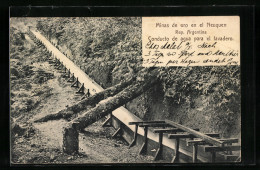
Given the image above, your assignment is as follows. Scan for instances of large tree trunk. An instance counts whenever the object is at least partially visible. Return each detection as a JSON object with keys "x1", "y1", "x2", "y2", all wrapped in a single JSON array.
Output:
[
  {"x1": 63, "y1": 76, "x2": 159, "y2": 154},
  {"x1": 34, "y1": 78, "x2": 134, "y2": 123}
]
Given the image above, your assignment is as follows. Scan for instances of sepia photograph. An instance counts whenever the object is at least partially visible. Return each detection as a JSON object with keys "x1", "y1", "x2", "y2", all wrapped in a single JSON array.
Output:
[{"x1": 10, "y1": 17, "x2": 241, "y2": 164}]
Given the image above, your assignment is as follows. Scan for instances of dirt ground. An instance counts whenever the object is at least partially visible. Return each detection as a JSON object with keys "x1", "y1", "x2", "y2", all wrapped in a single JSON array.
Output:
[{"x1": 11, "y1": 33, "x2": 156, "y2": 164}]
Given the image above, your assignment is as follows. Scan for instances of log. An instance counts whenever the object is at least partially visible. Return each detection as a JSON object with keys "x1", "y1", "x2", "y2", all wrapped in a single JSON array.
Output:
[
  {"x1": 34, "y1": 78, "x2": 134, "y2": 122},
  {"x1": 63, "y1": 77, "x2": 158, "y2": 154},
  {"x1": 71, "y1": 78, "x2": 158, "y2": 130}
]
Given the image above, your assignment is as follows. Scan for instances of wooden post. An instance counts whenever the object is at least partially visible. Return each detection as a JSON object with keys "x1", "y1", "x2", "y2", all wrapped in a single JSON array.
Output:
[
  {"x1": 139, "y1": 125, "x2": 148, "y2": 155},
  {"x1": 71, "y1": 77, "x2": 79, "y2": 88},
  {"x1": 129, "y1": 124, "x2": 138, "y2": 148},
  {"x1": 64, "y1": 67, "x2": 67, "y2": 73},
  {"x1": 154, "y1": 132, "x2": 163, "y2": 161},
  {"x1": 102, "y1": 112, "x2": 113, "y2": 127},
  {"x1": 76, "y1": 83, "x2": 85, "y2": 94},
  {"x1": 68, "y1": 69, "x2": 71, "y2": 78},
  {"x1": 211, "y1": 151, "x2": 216, "y2": 163},
  {"x1": 192, "y1": 144, "x2": 198, "y2": 163},
  {"x1": 86, "y1": 89, "x2": 90, "y2": 97},
  {"x1": 171, "y1": 138, "x2": 180, "y2": 163},
  {"x1": 67, "y1": 73, "x2": 75, "y2": 82}
]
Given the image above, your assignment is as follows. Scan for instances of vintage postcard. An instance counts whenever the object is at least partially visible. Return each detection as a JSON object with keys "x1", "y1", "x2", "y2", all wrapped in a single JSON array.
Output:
[{"x1": 10, "y1": 16, "x2": 241, "y2": 164}]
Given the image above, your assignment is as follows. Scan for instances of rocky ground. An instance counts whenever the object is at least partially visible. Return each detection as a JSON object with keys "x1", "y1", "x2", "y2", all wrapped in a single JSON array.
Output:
[{"x1": 10, "y1": 33, "x2": 156, "y2": 164}]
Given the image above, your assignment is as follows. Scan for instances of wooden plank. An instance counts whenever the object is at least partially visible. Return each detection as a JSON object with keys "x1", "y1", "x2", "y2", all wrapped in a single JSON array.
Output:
[
  {"x1": 112, "y1": 127, "x2": 121, "y2": 138},
  {"x1": 220, "y1": 138, "x2": 239, "y2": 143},
  {"x1": 139, "y1": 123, "x2": 170, "y2": 127},
  {"x1": 129, "y1": 121, "x2": 165, "y2": 125},
  {"x1": 153, "y1": 128, "x2": 178, "y2": 133},
  {"x1": 204, "y1": 145, "x2": 241, "y2": 152},
  {"x1": 102, "y1": 116, "x2": 111, "y2": 127},
  {"x1": 165, "y1": 119, "x2": 224, "y2": 147},
  {"x1": 187, "y1": 138, "x2": 238, "y2": 146},
  {"x1": 187, "y1": 139, "x2": 207, "y2": 146},
  {"x1": 169, "y1": 133, "x2": 220, "y2": 139},
  {"x1": 154, "y1": 128, "x2": 200, "y2": 134}
]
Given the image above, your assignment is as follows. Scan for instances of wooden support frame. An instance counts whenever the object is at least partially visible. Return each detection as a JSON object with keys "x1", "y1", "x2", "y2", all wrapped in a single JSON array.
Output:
[
  {"x1": 139, "y1": 123, "x2": 170, "y2": 128},
  {"x1": 129, "y1": 121, "x2": 165, "y2": 125},
  {"x1": 166, "y1": 119, "x2": 225, "y2": 147},
  {"x1": 71, "y1": 77, "x2": 79, "y2": 88},
  {"x1": 168, "y1": 133, "x2": 220, "y2": 139},
  {"x1": 169, "y1": 133, "x2": 218, "y2": 163},
  {"x1": 102, "y1": 113, "x2": 113, "y2": 127},
  {"x1": 54, "y1": 59, "x2": 60, "y2": 67},
  {"x1": 67, "y1": 73, "x2": 75, "y2": 82},
  {"x1": 57, "y1": 62, "x2": 63, "y2": 70},
  {"x1": 76, "y1": 83, "x2": 85, "y2": 94},
  {"x1": 112, "y1": 126, "x2": 122, "y2": 138},
  {"x1": 203, "y1": 145, "x2": 241, "y2": 152},
  {"x1": 204, "y1": 145, "x2": 241, "y2": 163}
]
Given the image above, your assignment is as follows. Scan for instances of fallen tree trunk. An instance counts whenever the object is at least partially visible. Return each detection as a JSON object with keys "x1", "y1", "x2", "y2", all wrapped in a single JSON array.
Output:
[
  {"x1": 34, "y1": 77, "x2": 134, "y2": 122},
  {"x1": 63, "y1": 75, "x2": 159, "y2": 154}
]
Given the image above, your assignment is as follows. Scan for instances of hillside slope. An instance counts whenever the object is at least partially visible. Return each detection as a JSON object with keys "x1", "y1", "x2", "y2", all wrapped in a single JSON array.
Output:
[{"x1": 30, "y1": 17, "x2": 241, "y2": 138}]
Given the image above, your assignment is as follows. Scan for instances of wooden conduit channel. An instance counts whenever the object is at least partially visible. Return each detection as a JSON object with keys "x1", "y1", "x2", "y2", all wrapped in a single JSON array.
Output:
[{"x1": 28, "y1": 29, "x2": 241, "y2": 163}]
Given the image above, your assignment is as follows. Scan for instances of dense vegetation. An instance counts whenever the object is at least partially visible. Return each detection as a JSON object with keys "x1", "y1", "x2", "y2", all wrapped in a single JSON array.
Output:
[{"x1": 34, "y1": 17, "x2": 240, "y2": 138}]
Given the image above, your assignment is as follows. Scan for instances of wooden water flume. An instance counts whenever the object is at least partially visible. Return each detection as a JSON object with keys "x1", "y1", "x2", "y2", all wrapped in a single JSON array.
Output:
[{"x1": 28, "y1": 28, "x2": 241, "y2": 163}]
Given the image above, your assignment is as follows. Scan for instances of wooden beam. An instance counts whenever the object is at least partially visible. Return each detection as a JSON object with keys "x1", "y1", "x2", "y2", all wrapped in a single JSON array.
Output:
[
  {"x1": 165, "y1": 120, "x2": 224, "y2": 147},
  {"x1": 187, "y1": 138, "x2": 238, "y2": 146},
  {"x1": 204, "y1": 145, "x2": 241, "y2": 152},
  {"x1": 168, "y1": 133, "x2": 220, "y2": 139},
  {"x1": 139, "y1": 123, "x2": 170, "y2": 127},
  {"x1": 129, "y1": 121, "x2": 165, "y2": 125},
  {"x1": 112, "y1": 127, "x2": 121, "y2": 138},
  {"x1": 153, "y1": 128, "x2": 178, "y2": 133},
  {"x1": 154, "y1": 128, "x2": 200, "y2": 134},
  {"x1": 102, "y1": 116, "x2": 111, "y2": 127}
]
